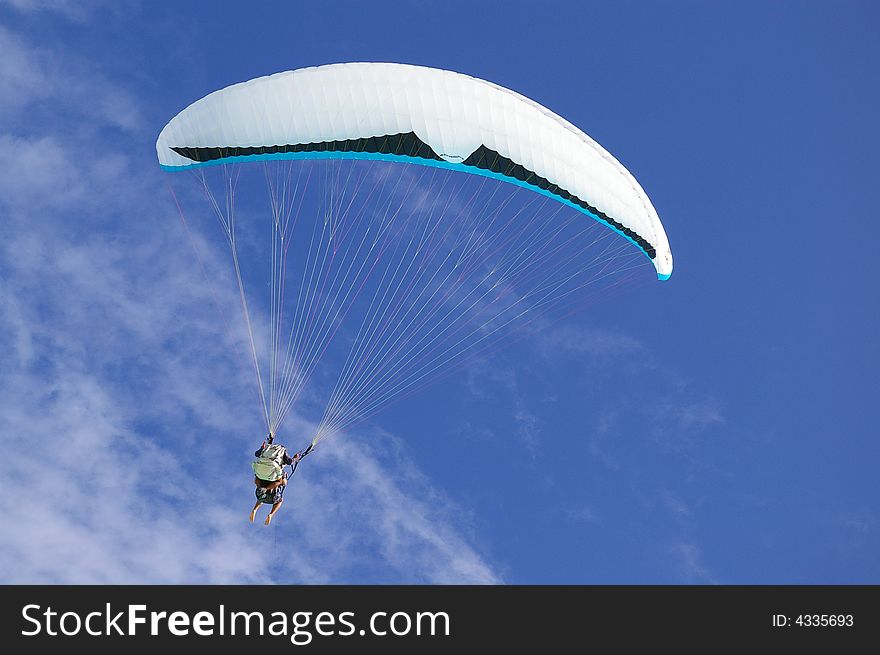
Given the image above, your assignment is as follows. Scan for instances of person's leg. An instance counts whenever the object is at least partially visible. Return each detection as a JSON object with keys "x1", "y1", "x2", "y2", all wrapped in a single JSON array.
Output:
[
  {"x1": 264, "y1": 500, "x2": 282, "y2": 526},
  {"x1": 249, "y1": 500, "x2": 262, "y2": 522}
]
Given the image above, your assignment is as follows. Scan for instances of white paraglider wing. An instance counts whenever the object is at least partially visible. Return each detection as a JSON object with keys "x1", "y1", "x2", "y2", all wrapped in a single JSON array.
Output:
[{"x1": 157, "y1": 63, "x2": 672, "y2": 278}]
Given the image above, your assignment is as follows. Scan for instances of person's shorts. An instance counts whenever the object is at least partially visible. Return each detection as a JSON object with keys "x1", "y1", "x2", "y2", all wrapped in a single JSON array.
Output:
[{"x1": 255, "y1": 482, "x2": 284, "y2": 505}]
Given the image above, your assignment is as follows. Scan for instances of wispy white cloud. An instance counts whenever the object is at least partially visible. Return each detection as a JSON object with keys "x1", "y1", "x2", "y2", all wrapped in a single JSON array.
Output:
[
  {"x1": 513, "y1": 405, "x2": 541, "y2": 455},
  {"x1": 564, "y1": 504, "x2": 598, "y2": 525},
  {"x1": 658, "y1": 488, "x2": 692, "y2": 519},
  {"x1": 1, "y1": 0, "x2": 118, "y2": 23},
  {"x1": 647, "y1": 395, "x2": 725, "y2": 455},
  {"x1": 0, "y1": 23, "x2": 143, "y2": 130},
  {"x1": 538, "y1": 323, "x2": 651, "y2": 364},
  {"x1": 0, "y1": 134, "x2": 89, "y2": 211},
  {"x1": 463, "y1": 364, "x2": 545, "y2": 453},
  {"x1": 655, "y1": 398, "x2": 724, "y2": 431},
  {"x1": 535, "y1": 324, "x2": 726, "y2": 451},
  {"x1": 0, "y1": 284, "x2": 34, "y2": 366},
  {"x1": 465, "y1": 362, "x2": 517, "y2": 400},
  {"x1": 588, "y1": 410, "x2": 622, "y2": 471},
  {"x1": 831, "y1": 509, "x2": 876, "y2": 565},
  {"x1": 668, "y1": 542, "x2": 717, "y2": 584},
  {"x1": 485, "y1": 323, "x2": 730, "y2": 580},
  {"x1": 294, "y1": 434, "x2": 501, "y2": 584},
  {"x1": 842, "y1": 512, "x2": 874, "y2": 536},
  {"x1": 0, "y1": 24, "x2": 50, "y2": 116}
]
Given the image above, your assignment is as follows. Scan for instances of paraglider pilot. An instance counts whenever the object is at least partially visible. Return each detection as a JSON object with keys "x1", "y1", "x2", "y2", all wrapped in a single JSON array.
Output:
[{"x1": 249, "y1": 433, "x2": 314, "y2": 526}]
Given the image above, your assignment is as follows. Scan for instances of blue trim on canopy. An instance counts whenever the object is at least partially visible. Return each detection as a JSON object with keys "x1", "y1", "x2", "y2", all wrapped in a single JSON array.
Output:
[{"x1": 161, "y1": 150, "x2": 667, "y2": 279}]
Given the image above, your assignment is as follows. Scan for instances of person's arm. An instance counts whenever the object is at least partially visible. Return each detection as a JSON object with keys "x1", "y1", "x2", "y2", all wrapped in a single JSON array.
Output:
[
  {"x1": 255, "y1": 440, "x2": 266, "y2": 458},
  {"x1": 286, "y1": 442, "x2": 314, "y2": 477}
]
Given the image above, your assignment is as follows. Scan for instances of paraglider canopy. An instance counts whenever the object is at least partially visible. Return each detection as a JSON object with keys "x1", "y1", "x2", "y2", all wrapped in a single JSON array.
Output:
[{"x1": 157, "y1": 63, "x2": 672, "y2": 279}]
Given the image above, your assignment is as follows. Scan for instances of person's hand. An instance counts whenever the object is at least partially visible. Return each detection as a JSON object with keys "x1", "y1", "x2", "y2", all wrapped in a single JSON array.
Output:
[{"x1": 261, "y1": 440, "x2": 266, "y2": 449}]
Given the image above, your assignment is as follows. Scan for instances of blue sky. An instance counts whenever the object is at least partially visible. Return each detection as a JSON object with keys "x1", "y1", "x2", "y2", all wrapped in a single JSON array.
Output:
[{"x1": 0, "y1": 1, "x2": 877, "y2": 584}]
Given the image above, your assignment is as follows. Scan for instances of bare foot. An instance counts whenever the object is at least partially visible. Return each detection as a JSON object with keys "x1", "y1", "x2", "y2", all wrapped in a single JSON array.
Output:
[
  {"x1": 249, "y1": 508, "x2": 257, "y2": 522},
  {"x1": 264, "y1": 513, "x2": 274, "y2": 526}
]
